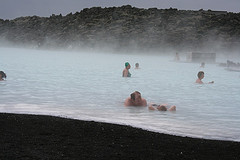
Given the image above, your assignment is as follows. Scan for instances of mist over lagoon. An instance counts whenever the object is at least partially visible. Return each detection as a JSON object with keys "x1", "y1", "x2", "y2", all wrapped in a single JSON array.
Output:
[{"x1": 1, "y1": 47, "x2": 240, "y2": 142}]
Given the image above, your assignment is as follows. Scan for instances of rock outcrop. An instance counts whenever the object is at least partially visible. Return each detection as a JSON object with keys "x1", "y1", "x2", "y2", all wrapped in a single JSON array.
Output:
[{"x1": 0, "y1": 5, "x2": 240, "y2": 52}]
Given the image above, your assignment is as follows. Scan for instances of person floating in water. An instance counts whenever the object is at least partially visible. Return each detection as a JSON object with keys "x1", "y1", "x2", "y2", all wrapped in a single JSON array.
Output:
[
  {"x1": 124, "y1": 91, "x2": 147, "y2": 106},
  {"x1": 195, "y1": 71, "x2": 214, "y2": 84},
  {"x1": 122, "y1": 62, "x2": 131, "y2": 77},
  {"x1": 0, "y1": 71, "x2": 6, "y2": 81},
  {"x1": 148, "y1": 103, "x2": 176, "y2": 111},
  {"x1": 135, "y1": 63, "x2": 140, "y2": 69}
]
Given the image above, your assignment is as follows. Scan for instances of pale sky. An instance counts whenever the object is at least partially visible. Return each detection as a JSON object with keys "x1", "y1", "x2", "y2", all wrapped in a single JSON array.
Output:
[{"x1": 1, "y1": 0, "x2": 240, "y2": 20}]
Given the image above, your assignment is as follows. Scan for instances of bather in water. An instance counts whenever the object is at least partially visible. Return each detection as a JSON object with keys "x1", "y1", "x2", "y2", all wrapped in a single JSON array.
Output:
[
  {"x1": 124, "y1": 91, "x2": 147, "y2": 106},
  {"x1": 148, "y1": 103, "x2": 176, "y2": 111},
  {"x1": 0, "y1": 71, "x2": 6, "y2": 81},
  {"x1": 195, "y1": 71, "x2": 214, "y2": 84},
  {"x1": 122, "y1": 62, "x2": 131, "y2": 77}
]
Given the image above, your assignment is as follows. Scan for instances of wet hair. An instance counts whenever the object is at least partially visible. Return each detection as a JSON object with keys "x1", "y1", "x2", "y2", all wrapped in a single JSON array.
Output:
[
  {"x1": 0, "y1": 71, "x2": 6, "y2": 79},
  {"x1": 197, "y1": 71, "x2": 204, "y2": 79},
  {"x1": 157, "y1": 105, "x2": 167, "y2": 111},
  {"x1": 130, "y1": 93, "x2": 135, "y2": 101},
  {"x1": 130, "y1": 91, "x2": 141, "y2": 101},
  {"x1": 135, "y1": 91, "x2": 141, "y2": 95}
]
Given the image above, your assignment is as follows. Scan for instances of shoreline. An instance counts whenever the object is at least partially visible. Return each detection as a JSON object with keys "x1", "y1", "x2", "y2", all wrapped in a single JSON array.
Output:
[
  {"x1": 2, "y1": 111, "x2": 239, "y2": 143},
  {"x1": 1, "y1": 113, "x2": 240, "y2": 159}
]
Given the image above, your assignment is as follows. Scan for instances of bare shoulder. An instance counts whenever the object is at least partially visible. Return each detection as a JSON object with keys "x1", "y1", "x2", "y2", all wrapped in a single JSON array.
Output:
[{"x1": 124, "y1": 97, "x2": 131, "y2": 106}]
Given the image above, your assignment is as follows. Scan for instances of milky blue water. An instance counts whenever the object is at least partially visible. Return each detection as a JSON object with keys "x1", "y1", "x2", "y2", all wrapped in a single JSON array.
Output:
[{"x1": 1, "y1": 47, "x2": 240, "y2": 142}]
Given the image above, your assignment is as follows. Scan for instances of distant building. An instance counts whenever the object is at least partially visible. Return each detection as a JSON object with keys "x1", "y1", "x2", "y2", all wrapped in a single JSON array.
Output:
[
  {"x1": 199, "y1": 9, "x2": 228, "y2": 15},
  {"x1": 208, "y1": 10, "x2": 228, "y2": 15},
  {"x1": 187, "y1": 52, "x2": 216, "y2": 63}
]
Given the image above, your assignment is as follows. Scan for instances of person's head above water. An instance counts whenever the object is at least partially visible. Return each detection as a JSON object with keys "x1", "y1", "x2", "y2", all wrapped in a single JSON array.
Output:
[
  {"x1": 157, "y1": 105, "x2": 167, "y2": 111},
  {"x1": 197, "y1": 71, "x2": 204, "y2": 79},
  {"x1": 125, "y1": 62, "x2": 130, "y2": 69},
  {"x1": 0, "y1": 71, "x2": 6, "y2": 80},
  {"x1": 135, "y1": 63, "x2": 139, "y2": 68},
  {"x1": 130, "y1": 91, "x2": 141, "y2": 102}
]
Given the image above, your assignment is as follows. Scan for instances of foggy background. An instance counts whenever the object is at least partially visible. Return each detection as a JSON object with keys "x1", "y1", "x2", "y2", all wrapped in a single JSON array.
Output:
[
  {"x1": 0, "y1": 0, "x2": 240, "y2": 58},
  {"x1": 1, "y1": 0, "x2": 240, "y2": 20}
]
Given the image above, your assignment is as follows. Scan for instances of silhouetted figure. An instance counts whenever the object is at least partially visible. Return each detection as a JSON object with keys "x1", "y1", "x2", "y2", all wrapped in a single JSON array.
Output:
[
  {"x1": 200, "y1": 62, "x2": 205, "y2": 68},
  {"x1": 135, "y1": 63, "x2": 140, "y2": 69},
  {"x1": 175, "y1": 52, "x2": 180, "y2": 61}
]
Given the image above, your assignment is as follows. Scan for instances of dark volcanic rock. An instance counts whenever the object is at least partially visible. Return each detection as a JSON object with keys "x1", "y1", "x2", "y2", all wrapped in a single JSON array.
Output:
[
  {"x1": 1, "y1": 113, "x2": 240, "y2": 159},
  {"x1": 0, "y1": 5, "x2": 240, "y2": 52}
]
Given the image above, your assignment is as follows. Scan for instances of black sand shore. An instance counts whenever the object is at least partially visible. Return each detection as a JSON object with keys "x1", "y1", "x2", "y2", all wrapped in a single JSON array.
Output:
[{"x1": 0, "y1": 113, "x2": 239, "y2": 160}]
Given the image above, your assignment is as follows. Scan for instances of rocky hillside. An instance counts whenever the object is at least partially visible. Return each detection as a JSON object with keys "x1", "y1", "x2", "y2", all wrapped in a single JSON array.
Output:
[{"x1": 0, "y1": 5, "x2": 240, "y2": 52}]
